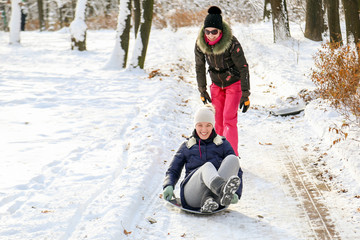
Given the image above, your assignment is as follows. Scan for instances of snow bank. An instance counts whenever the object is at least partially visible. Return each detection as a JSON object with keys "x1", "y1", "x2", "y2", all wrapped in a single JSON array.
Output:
[{"x1": 305, "y1": 99, "x2": 360, "y2": 193}]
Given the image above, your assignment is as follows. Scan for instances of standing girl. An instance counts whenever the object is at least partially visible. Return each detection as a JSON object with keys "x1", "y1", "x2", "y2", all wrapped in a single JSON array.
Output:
[{"x1": 195, "y1": 6, "x2": 250, "y2": 156}]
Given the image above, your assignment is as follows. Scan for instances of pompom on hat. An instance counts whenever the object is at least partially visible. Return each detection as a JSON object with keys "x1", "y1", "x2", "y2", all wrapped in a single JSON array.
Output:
[
  {"x1": 204, "y1": 6, "x2": 223, "y2": 30},
  {"x1": 194, "y1": 104, "x2": 215, "y2": 127}
]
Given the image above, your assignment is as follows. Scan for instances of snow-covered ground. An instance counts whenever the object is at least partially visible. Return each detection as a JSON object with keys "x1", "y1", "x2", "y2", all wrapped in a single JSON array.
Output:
[{"x1": 0, "y1": 21, "x2": 359, "y2": 239}]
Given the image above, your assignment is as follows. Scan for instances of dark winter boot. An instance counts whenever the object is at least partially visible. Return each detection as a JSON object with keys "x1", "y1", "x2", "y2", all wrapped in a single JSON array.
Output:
[
  {"x1": 210, "y1": 175, "x2": 241, "y2": 206},
  {"x1": 200, "y1": 189, "x2": 219, "y2": 213}
]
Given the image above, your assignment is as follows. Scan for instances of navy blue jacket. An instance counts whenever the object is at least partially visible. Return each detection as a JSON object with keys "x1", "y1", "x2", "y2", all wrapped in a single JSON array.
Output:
[{"x1": 163, "y1": 130, "x2": 243, "y2": 210}]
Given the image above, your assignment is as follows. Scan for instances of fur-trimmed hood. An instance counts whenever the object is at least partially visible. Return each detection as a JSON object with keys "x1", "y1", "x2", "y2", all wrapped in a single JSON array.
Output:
[
  {"x1": 186, "y1": 134, "x2": 225, "y2": 149},
  {"x1": 196, "y1": 21, "x2": 233, "y2": 55}
]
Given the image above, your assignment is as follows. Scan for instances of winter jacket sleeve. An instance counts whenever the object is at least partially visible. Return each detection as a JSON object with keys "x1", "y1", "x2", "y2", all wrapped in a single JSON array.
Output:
[
  {"x1": 194, "y1": 44, "x2": 207, "y2": 89},
  {"x1": 222, "y1": 139, "x2": 236, "y2": 157},
  {"x1": 230, "y1": 37, "x2": 250, "y2": 92},
  {"x1": 163, "y1": 142, "x2": 187, "y2": 189}
]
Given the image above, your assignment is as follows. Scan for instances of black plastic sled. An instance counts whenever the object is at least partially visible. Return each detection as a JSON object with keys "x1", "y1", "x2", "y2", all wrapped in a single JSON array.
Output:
[
  {"x1": 270, "y1": 105, "x2": 305, "y2": 117},
  {"x1": 165, "y1": 197, "x2": 228, "y2": 215}
]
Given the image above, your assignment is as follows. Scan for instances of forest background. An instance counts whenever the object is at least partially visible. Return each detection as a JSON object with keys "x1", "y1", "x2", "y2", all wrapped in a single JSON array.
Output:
[{"x1": 1, "y1": 0, "x2": 359, "y2": 121}]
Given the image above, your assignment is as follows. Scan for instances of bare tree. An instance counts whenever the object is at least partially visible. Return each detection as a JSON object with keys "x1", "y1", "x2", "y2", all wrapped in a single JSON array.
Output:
[
  {"x1": 130, "y1": 0, "x2": 154, "y2": 69},
  {"x1": 71, "y1": 0, "x2": 76, "y2": 19},
  {"x1": 106, "y1": 0, "x2": 132, "y2": 68},
  {"x1": 264, "y1": 0, "x2": 271, "y2": 21},
  {"x1": 37, "y1": 0, "x2": 45, "y2": 31},
  {"x1": 9, "y1": 0, "x2": 21, "y2": 44},
  {"x1": 105, "y1": 0, "x2": 112, "y2": 16},
  {"x1": 118, "y1": 0, "x2": 132, "y2": 67},
  {"x1": 70, "y1": 0, "x2": 87, "y2": 51},
  {"x1": 133, "y1": 0, "x2": 141, "y2": 37},
  {"x1": 341, "y1": 0, "x2": 360, "y2": 45},
  {"x1": 305, "y1": 0, "x2": 325, "y2": 41},
  {"x1": 270, "y1": 0, "x2": 291, "y2": 42},
  {"x1": 48, "y1": 0, "x2": 58, "y2": 31},
  {"x1": 325, "y1": 0, "x2": 343, "y2": 45}
]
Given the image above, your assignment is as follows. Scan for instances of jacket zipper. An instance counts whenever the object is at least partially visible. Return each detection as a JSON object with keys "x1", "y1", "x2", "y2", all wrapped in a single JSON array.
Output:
[
  {"x1": 210, "y1": 48, "x2": 224, "y2": 89},
  {"x1": 198, "y1": 139, "x2": 202, "y2": 160}
]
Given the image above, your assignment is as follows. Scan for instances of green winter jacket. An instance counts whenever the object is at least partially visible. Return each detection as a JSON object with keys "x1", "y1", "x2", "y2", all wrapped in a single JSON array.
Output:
[{"x1": 195, "y1": 21, "x2": 250, "y2": 93}]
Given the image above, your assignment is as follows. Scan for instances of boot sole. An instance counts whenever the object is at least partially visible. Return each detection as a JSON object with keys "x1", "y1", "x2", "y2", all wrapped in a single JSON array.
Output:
[
  {"x1": 220, "y1": 176, "x2": 241, "y2": 206},
  {"x1": 200, "y1": 198, "x2": 219, "y2": 213}
]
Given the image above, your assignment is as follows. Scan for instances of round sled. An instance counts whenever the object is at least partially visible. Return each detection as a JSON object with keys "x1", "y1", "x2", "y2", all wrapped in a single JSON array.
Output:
[
  {"x1": 165, "y1": 196, "x2": 228, "y2": 215},
  {"x1": 270, "y1": 105, "x2": 305, "y2": 117}
]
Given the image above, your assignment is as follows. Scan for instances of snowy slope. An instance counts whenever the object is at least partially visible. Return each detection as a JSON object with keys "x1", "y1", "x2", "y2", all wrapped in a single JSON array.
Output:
[{"x1": 0, "y1": 21, "x2": 359, "y2": 239}]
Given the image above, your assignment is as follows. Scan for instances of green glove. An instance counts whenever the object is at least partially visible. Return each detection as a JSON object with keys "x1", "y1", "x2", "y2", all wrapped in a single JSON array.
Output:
[
  {"x1": 231, "y1": 194, "x2": 239, "y2": 204},
  {"x1": 163, "y1": 186, "x2": 174, "y2": 201}
]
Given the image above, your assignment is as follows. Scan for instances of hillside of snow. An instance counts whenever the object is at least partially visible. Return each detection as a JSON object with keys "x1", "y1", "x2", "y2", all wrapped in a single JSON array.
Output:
[{"x1": 0, "y1": 21, "x2": 359, "y2": 239}]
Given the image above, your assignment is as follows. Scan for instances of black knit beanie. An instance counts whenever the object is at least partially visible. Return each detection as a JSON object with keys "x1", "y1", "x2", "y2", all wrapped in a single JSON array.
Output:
[{"x1": 203, "y1": 6, "x2": 223, "y2": 30}]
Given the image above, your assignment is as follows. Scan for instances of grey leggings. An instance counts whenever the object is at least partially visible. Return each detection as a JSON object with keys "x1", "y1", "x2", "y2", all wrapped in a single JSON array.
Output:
[{"x1": 184, "y1": 154, "x2": 240, "y2": 208}]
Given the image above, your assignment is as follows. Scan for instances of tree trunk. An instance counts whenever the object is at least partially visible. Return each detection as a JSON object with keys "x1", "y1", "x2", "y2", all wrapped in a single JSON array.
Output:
[
  {"x1": 71, "y1": 0, "x2": 76, "y2": 19},
  {"x1": 305, "y1": 0, "x2": 324, "y2": 41},
  {"x1": 270, "y1": 0, "x2": 291, "y2": 42},
  {"x1": 59, "y1": 7, "x2": 64, "y2": 28},
  {"x1": 105, "y1": 0, "x2": 112, "y2": 17},
  {"x1": 106, "y1": 0, "x2": 132, "y2": 68},
  {"x1": 9, "y1": 0, "x2": 21, "y2": 44},
  {"x1": 1, "y1": 6, "x2": 9, "y2": 31},
  {"x1": 118, "y1": 0, "x2": 132, "y2": 67},
  {"x1": 326, "y1": 0, "x2": 343, "y2": 45},
  {"x1": 48, "y1": 1, "x2": 57, "y2": 31},
  {"x1": 70, "y1": 0, "x2": 88, "y2": 51},
  {"x1": 37, "y1": 0, "x2": 45, "y2": 31},
  {"x1": 341, "y1": 0, "x2": 360, "y2": 45},
  {"x1": 133, "y1": 0, "x2": 141, "y2": 37},
  {"x1": 131, "y1": 0, "x2": 154, "y2": 69},
  {"x1": 264, "y1": 0, "x2": 271, "y2": 21}
]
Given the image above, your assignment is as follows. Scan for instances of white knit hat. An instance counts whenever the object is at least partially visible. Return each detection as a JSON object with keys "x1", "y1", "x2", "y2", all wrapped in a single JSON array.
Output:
[{"x1": 194, "y1": 104, "x2": 215, "y2": 127}]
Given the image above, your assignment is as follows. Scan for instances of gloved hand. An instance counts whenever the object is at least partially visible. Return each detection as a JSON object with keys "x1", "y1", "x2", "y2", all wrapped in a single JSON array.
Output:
[
  {"x1": 198, "y1": 87, "x2": 211, "y2": 104},
  {"x1": 231, "y1": 194, "x2": 239, "y2": 204},
  {"x1": 239, "y1": 90, "x2": 250, "y2": 113},
  {"x1": 163, "y1": 186, "x2": 174, "y2": 201}
]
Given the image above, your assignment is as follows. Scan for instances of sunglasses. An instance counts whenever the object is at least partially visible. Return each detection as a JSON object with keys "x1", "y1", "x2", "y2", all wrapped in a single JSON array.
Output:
[{"x1": 204, "y1": 29, "x2": 219, "y2": 35}]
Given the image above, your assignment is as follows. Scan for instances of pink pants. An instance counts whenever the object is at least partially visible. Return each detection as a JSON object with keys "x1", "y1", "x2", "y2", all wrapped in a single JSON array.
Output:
[{"x1": 210, "y1": 81, "x2": 242, "y2": 156}]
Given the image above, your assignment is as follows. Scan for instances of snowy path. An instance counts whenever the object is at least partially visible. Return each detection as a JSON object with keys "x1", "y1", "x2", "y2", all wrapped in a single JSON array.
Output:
[
  {"x1": 239, "y1": 112, "x2": 340, "y2": 239},
  {"x1": 1, "y1": 23, "x2": 359, "y2": 239}
]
